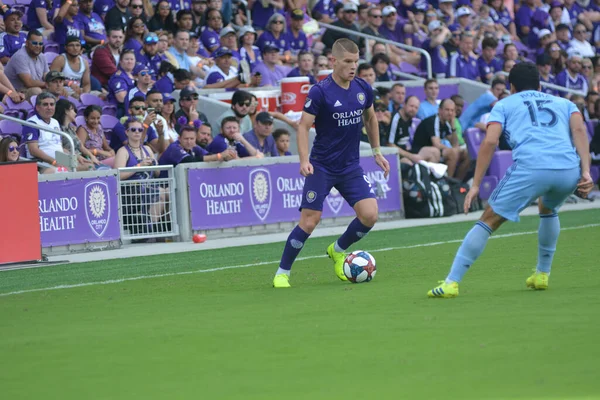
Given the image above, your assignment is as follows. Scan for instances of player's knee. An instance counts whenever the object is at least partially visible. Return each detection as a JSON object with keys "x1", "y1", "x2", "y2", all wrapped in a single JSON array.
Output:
[
  {"x1": 359, "y1": 211, "x2": 378, "y2": 227},
  {"x1": 538, "y1": 199, "x2": 554, "y2": 215},
  {"x1": 299, "y1": 213, "x2": 320, "y2": 233}
]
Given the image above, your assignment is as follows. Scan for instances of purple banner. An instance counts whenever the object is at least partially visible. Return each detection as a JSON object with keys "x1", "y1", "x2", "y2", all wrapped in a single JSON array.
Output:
[
  {"x1": 38, "y1": 176, "x2": 121, "y2": 247},
  {"x1": 188, "y1": 155, "x2": 401, "y2": 230}
]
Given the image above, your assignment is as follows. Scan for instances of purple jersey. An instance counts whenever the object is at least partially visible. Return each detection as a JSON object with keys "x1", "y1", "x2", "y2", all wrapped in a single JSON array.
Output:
[
  {"x1": 564, "y1": 3, "x2": 584, "y2": 26},
  {"x1": 421, "y1": 39, "x2": 449, "y2": 77},
  {"x1": 206, "y1": 134, "x2": 251, "y2": 157},
  {"x1": 27, "y1": 0, "x2": 54, "y2": 31},
  {"x1": 379, "y1": 21, "x2": 405, "y2": 44},
  {"x1": 243, "y1": 130, "x2": 278, "y2": 156},
  {"x1": 159, "y1": 140, "x2": 207, "y2": 166},
  {"x1": 477, "y1": 56, "x2": 502, "y2": 83},
  {"x1": 54, "y1": 17, "x2": 84, "y2": 50},
  {"x1": 123, "y1": 38, "x2": 143, "y2": 56},
  {"x1": 540, "y1": 74, "x2": 558, "y2": 95},
  {"x1": 107, "y1": 68, "x2": 135, "y2": 104},
  {"x1": 169, "y1": 0, "x2": 191, "y2": 12},
  {"x1": 240, "y1": 46, "x2": 262, "y2": 70},
  {"x1": 304, "y1": 75, "x2": 373, "y2": 174},
  {"x1": 448, "y1": 53, "x2": 479, "y2": 80},
  {"x1": 154, "y1": 75, "x2": 173, "y2": 93},
  {"x1": 555, "y1": 70, "x2": 589, "y2": 96},
  {"x1": 515, "y1": 5, "x2": 536, "y2": 34},
  {"x1": 136, "y1": 51, "x2": 165, "y2": 79},
  {"x1": 201, "y1": 27, "x2": 220, "y2": 53},
  {"x1": 75, "y1": 12, "x2": 107, "y2": 43},
  {"x1": 256, "y1": 31, "x2": 291, "y2": 54},
  {"x1": 312, "y1": 0, "x2": 337, "y2": 20},
  {"x1": 287, "y1": 29, "x2": 308, "y2": 56},
  {"x1": 0, "y1": 32, "x2": 27, "y2": 59},
  {"x1": 490, "y1": 7, "x2": 513, "y2": 29},
  {"x1": 251, "y1": 2, "x2": 280, "y2": 30},
  {"x1": 286, "y1": 67, "x2": 317, "y2": 84},
  {"x1": 93, "y1": 0, "x2": 114, "y2": 16},
  {"x1": 251, "y1": 61, "x2": 288, "y2": 86}
]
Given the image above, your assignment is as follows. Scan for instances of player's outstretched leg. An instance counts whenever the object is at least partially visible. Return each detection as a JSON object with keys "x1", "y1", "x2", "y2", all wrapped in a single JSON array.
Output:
[
  {"x1": 273, "y1": 209, "x2": 320, "y2": 288},
  {"x1": 428, "y1": 207, "x2": 506, "y2": 298},
  {"x1": 526, "y1": 201, "x2": 560, "y2": 290},
  {"x1": 328, "y1": 198, "x2": 378, "y2": 281}
]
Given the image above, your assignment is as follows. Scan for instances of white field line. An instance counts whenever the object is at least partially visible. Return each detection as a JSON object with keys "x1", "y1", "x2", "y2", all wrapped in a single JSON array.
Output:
[{"x1": 1, "y1": 223, "x2": 598, "y2": 298}]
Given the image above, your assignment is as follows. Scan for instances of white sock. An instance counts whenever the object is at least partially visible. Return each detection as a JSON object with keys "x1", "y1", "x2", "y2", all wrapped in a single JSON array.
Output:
[
  {"x1": 276, "y1": 267, "x2": 290, "y2": 276},
  {"x1": 334, "y1": 241, "x2": 344, "y2": 253}
]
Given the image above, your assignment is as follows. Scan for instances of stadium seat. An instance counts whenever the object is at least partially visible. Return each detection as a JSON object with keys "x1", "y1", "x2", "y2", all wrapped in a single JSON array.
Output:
[
  {"x1": 479, "y1": 175, "x2": 498, "y2": 200},
  {"x1": 45, "y1": 52, "x2": 59, "y2": 66},
  {"x1": 80, "y1": 93, "x2": 105, "y2": 107},
  {"x1": 488, "y1": 150, "x2": 513, "y2": 179},
  {"x1": 75, "y1": 116, "x2": 85, "y2": 127},
  {"x1": 591, "y1": 166, "x2": 600, "y2": 185},
  {"x1": 101, "y1": 115, "x2": 119, "y2": 137},
  {"x1": 464, "y1": 127, "x2": 484, "y2": 160},
  {"x1": 399, "y1": 62, "x2": 421, "y2": 75},
  {"x1": 5, "y1": 97, "x2": 32, "y2": 119},
  {"x1": 0, "y1": 120, "x2": 23, "y2": 140}
]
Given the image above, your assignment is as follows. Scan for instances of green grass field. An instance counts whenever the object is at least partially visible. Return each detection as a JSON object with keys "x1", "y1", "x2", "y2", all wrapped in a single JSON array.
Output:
[{"x1": 1, "y1": 209, "x2": 599, "y2": 400}]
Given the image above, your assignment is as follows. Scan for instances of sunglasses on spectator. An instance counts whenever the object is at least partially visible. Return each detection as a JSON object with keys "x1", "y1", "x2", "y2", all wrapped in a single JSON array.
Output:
[
  {"x1": 133, "y1": 23, "x2": 145, "y2": 27},
  {"x1": 272, "y1": 20, "x2": 284, "y2": 24},
  {"x1": 30, "y1": 41, "x2": 44, "y2": 46},
  {"x1": 582, "y1": 65, "x2": 592, "y2": 69},
  {"x1": 132, "y1": 106, "x2": 147, "y2": 110},
  {"x1": 159, "y1": 5, "x2": 170, "y2": 9},
  {"x1": 345, "y1": 10, "x2": 357, "y2": 13},
  {"x1": 237, "y1": 101, "x2": 251, "y2": 107},
  {"x1": 131, "y1": 4, "x2": 144, "y2": 9},
  {"x1": 575, "y1": 30, "x2": 586, "y2": 34},
  {"x1": 139, "y1": 71, "x2": 150, "y2": 76},
  {"x1": 128, "y1": 127, "x2": 144, "y2": 132},
  {"x1": 8, "y1": 146, "x2": 18, "y2": 152},
  {"x1": 182, "y1": 95, "x2": 199, "y2": 101},
  {"x1": 371, "y1": 14, "x2": 382, "y2": 18}
]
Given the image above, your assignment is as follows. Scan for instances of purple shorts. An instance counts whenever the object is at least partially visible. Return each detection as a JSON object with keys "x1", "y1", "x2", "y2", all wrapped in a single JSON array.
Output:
[{"x1": 300, "y1": 165, "x2": 376, "y2": 212}]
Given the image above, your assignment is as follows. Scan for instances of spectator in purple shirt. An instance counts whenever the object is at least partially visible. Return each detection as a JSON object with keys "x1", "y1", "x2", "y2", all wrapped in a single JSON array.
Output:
[
  {"x1": 249, "y1": 0, "x2": 283, "y2": 31},
  {"x1": 449, "y1": 6, "x2": 473, "y2": 33},
  {"x1": 489, "y1": 0, "x2": 516, "y2": 39},
  {"x1": 76, "y1": 0, "x2": 107, "y2": 49},
  {"x1": 0, "y1": 9, "x2": 27, "y2": 64},
  {"x1": 243, "y1": 111, "x2": 278, "y2": 157},
  {"x1": 311, "y1": 0, "x2": 338, "y2": 23},
  {"x1": 477, "y1": 36, "x2": 502, "y2": 83},
  {"x1": 563, "y1": 0, "x2": 586, "y2": 27},
  {"x1": 380, "y1": 6, "x2": 419, "y2": 66},
  {"x1": 515, "y1": 0, "x2": 537, "y2": 40},
  {"x1": 206, "y1": 116, "x2": 257, "y2": 158},
  {"x1": 107, "y1": 48, "x2": 136, "y2": 115},
  {"x1": 252, "y1": 44, "x2": 288, "y2": 87},
  {"x1": 257, "y1": 13, "x2": 292, "y2": 64},
  {"x1": 158, "y1": 126, "x2": 228, "y2": 172},
  {"x1": 421, "y1": 20, "x2": 450, "y2": 78},
  {"x1": 438, "y1": 0, "x2": 456, "y2": 26},
  {"x1": 555, "y1": 49, "x2": 589, "y2": 98},
  {"x1": 287, "y1": 9, "x2": 308, "y2": 57},
  {"x1": 239, "y1": 26, "x2": 262, "y2": 70},
  {"x1": 136, "y1": 32, "x2": 165, "y2": 80},
  {"x1": 201, "y1": 8, "x2": 222, "y2": 54},
  {"x1": 54, "y1": 0, "x2": 84, "y2": 53},
  {"x1": 537, "y1": 53, "x2": 558, "y2": 95},
  {"x1": 94, "y1": 0, "x2": 114, "y2": 18},
  {"x1": 555, "y1": 24, "x2": 572, "y2": 51},
  {"x1": 27, "y1": 0, "x2": 56, "y2": 35},
  {"x1": 219, "y1": 26, "x2": 241, "y2": 61},
  {"x1": 286, "y1": 50, "x2": 317, "y2": 84},
  {"x1": 123, "y1": 16, "x2": 146, "y2": 56},
  {"x1": 448, "y1": 32, "x2": 479, "y2": 80}
]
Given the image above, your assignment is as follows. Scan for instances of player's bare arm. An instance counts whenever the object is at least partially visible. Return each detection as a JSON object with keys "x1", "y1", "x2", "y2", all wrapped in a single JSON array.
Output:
[
  {"x1": 569, "y1": 112, "x2": 594, "y2": 197},
  {"x1": 363, "y1": 105, "x2": 390, "y2": 178},
  {"x1": 297, "y1": 111, "x2": 315, "y2": 177}
]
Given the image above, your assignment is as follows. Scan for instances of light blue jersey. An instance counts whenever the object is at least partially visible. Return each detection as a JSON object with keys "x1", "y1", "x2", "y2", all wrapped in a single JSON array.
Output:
[{"x1": 488, "y1": 91, "x2": 580, "y2": 170}]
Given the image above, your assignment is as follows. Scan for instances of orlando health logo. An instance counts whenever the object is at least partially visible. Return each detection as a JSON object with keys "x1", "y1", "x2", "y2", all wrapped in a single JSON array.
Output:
[
  {"x1": 249, "y1": 168, "x2": 272, "y2": 221},
  {"x1": 84, "y1": 180, "x2": 111, "y2": 238}
]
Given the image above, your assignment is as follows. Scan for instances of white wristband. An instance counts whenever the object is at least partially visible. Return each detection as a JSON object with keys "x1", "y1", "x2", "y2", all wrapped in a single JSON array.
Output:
[{"x1": 372, "y1": 147, "x2": 382, "y2": 156}]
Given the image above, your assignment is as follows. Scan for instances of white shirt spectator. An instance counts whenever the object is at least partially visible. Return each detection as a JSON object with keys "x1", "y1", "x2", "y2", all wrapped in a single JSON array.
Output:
[
  {"x1": 568, "y1": 38, "x2": 595, "y2": 58},
  {"x1": 24, "y1": 114, "x2": 63, "y2": 159}
]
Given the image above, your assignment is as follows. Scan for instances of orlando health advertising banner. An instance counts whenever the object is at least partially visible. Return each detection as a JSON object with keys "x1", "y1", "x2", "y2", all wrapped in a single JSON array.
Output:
[
  {"x1": 38, "y1": 176, "x2": 121, "y2": 247},
  {"x1": 188, "y1": 155, "x2": 401, "y2": 230}
]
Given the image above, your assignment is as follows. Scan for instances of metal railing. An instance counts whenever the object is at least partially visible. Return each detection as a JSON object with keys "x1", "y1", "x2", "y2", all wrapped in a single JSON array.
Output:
[
  {"x1": 317, "y1": 22, "x2": 433, "y2": 79},
  {"x1": 496, "y1": 71, "x2": 587, "y2": 96},
  {"x1": 117, "y1": 165, "x2": 179, "y2": 241},
  {"x1": 0, "y1": 113, "x2": 78, "y2": 171}
]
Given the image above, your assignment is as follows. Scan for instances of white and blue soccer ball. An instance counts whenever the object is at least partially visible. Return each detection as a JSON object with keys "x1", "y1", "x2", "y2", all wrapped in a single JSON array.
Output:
[{"x1": 343, "y1": 251, "x2": 377, "y2": 283}]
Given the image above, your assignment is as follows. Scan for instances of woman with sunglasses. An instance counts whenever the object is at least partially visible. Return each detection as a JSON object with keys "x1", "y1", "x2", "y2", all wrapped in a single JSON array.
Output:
[
  {"x1": 256, "y1": 13, "x2": 293, "y2": 64},
  {"x1": 77, "y1": 104, "x2": 115, "y2": 167},
  {"x1": 0, "y1": 137, "x2": 21, "y2": 163},
  {"x1": 545, "y1": 41, "x2": 564, "y2": 75},
  {"x1": 108, "y1": 49, "x2": 137, "y2": 118},
  {"x1": 148, "y1": 0, "x2": 176, "y2": 33},
  {"x1": 124, "y1": 17, "x2": 147, "y2": 55},
  {"x1": 239, "y1": 26, "x2": 262, "y2": 70},
  {"x1": 114, "y1": 118, "x2": 158, "y2": 178}
]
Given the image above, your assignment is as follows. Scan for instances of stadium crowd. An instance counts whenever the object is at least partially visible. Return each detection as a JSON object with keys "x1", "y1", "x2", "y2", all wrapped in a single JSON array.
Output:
[{"x1": 0, "y1": 0, "x2": 599, "y2": 177}]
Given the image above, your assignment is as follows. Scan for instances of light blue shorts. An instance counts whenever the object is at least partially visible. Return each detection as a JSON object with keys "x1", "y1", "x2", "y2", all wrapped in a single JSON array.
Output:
[{"x1": 489, "y1": 165, "x2": 580, "y2": 222}]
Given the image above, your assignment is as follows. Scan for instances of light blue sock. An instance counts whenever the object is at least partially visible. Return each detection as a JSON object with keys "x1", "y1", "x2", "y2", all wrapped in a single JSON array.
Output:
[
  {"x1": 537, "y1": 213, "x2": 560, "y2": 274},
  {"x1": 446, "y1": 221, "x2": 493, "y2": 283}
]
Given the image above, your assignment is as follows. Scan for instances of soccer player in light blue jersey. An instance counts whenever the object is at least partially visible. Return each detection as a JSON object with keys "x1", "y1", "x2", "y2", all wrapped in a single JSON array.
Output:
[
  {"x1": 428, "y1": 62, "x2": 594, "y2": 298},
  {"x1": 272, "y1": 38, "x2": 390, "y2": 288}
]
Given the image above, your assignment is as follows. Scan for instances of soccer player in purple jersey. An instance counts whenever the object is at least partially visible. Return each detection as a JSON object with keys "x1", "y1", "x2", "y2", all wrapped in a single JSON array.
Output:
[{"x1": 272, "y1": 38, "x2": 390, "y2": 288}]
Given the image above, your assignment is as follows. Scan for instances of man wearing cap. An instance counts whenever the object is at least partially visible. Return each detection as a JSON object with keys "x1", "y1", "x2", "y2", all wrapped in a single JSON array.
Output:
[
  {"x1": 214, "y1": 90, "x2": 253, "y2": 135},
  {"x1": 447, "y1": 32, "x2": 479, "y2": 80},
  {"x1": 322, "y1": 2, "x2": 362, "y2": 50},
  {"x1": 201, "y1": 8, "x2": 223, "y2": 54},
  {"x1": 249, "y1": 0, "x2": 284, "y2": 31},
  {"x1": 175, "y1": 86, "x2": 209, "y2": 131},
  {"x1": 124, "y1": 63, "x2": 153, "y2": 111},
  {"x1": 204, "y1": 47, "x2": 246, "y2": 89},
  {"x1": 243, "y1": 111, "x2": 279, "y2": 157},
  {"x1": 449, "y1": 6, "x2": 472, "y2": 33},
  {"x1": 537, "y1": 53, "x2": 557, "y2": 95},
  {"x1": 0, "y1": 8, "x2": 27, "y2": 64},
  {"x1": 378, "y1": 5, "x2": 418, "y2": 65},
  {"x1": 535, "y1": 28, "x2": 553, "y2": 56},
  {"x1": 555, "y1": 49, "x2": 589, "y2": 98},
  {"x1": 4, "y1": 30, "x2": 49, "y2": 95},
  {"x1": 91, "y1": 27, "x2": 124, "y2": 86},
  {"x1": 76, "y1": 0, "x2": 107, "y2": 48},
  {"x1": 421, "y1": 21, "x2": 450, "y2": 78},
  {"x1": 206, "y1": 116, "x2": 258, "y2": 158},
  {"x1": 311, "y1": 0, "x2": 338, "y2": 23},
  {"x1": 44, "y1": 71, "x2": 69, "y2": 99},
  {"x1": 287, "y1": 9, "x2": 308, "y2": 56},
  {"x1": 438, "y1": 0, "x2": 456, "y2": 26},
  {"x1": 363, "y1": 6, "x2": 399, "y2": 65},
  {"x1": 219, "y1": 26, "x2": 241, "y2": 61},
  {"x1": 137, "y1": 32, "x2": 166, "y2": 80},
  {"x1": 54, "y1": 0, "x2": 85, "y2": 53},
  {"x1": 478, "y1": 37, "x2": 502, "y2": 84},
  {"x1": 251, "y1": 44, "x2": 288, "y2": 87},
  {"x1": 49, "y1": 36, "x2": 92, "y2": 99}
]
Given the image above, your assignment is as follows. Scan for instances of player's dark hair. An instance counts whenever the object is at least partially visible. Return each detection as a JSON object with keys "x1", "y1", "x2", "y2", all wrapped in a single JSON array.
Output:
[
  {"x1": 555, "y1": 23, "x2": 570, "y2": 32},
  {"x1": 176, "y1": 9, "x2": 193, "y2": 21},
  {"x1": 357, "y1": 63, "x2": 374, "y2": 74},
  {"x1": 508, "y1": 61, "x2": 540, "y2": 93},
  {"x1": 221, "y1": 116, "x2": 239, "y2": 130},
  {"x1": 232, "y1": 90, "x2": 252, "y2": 106},
  {"x1": 481, "y1": 36, "x2": 498, "y2": 50},
  {"x1": 129, "y1": 96, "x2": 147, "y2": 107},
  {"x1": 159, "y1": 61, "x2": 176, "y2": 76},
  {"x1": 27, "y1": 30, "x2": 43, "y2": 41},
  {"x1": 424, "y1": 78, "x2": 437, "y2": 88},
  {"x1": 273, "y1": 129, "x2": 290, "y2": 140}
]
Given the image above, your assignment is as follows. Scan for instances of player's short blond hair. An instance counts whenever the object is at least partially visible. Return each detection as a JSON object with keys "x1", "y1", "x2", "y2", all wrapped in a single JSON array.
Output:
[{"x1": 332, "y1": 39, "x2": 359, "y2": 57}]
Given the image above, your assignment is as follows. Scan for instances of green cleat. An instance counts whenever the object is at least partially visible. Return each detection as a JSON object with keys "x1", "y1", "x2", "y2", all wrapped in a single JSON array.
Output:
[
  {"x1": 327, "y1": 242, "x2": 348, "y2": 281},
  {"x1": 273, "y1": 274, "x2": 291, "y2": 288},
  {"x1": 526, "y1": 271, "x2": 549, "y2": 290},
  {"x1": 427, "y1": 281, "x2": 459, "y2": 298}
]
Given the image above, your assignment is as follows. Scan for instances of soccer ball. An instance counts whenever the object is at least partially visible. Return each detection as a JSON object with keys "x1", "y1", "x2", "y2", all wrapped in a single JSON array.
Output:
[{"x1": 343, "y1": 251, "x2": 377, "y2": 283}]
